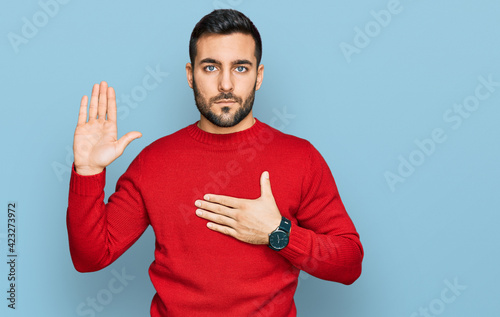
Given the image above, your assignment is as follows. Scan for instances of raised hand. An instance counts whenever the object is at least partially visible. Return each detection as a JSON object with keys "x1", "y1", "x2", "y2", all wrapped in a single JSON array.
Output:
[
  {"x1": 73, "y1": 81, "x2": 142, "y2": 175},
  {"x1": 194, "y1": 171, "x2": 283, "y2": 245}
]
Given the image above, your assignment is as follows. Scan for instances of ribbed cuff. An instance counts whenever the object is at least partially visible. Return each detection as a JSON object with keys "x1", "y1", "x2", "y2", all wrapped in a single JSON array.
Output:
[
  {"x1": 69, "y1": 163, "x2": 106, "y2": 196},
  {"x1": 278, "y1": 223, "x2": 310, "y2": 261}
]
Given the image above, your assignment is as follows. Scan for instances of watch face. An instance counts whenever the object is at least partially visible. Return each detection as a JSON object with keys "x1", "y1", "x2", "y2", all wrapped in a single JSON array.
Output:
[{"x1": 269, "y1": 231, "x2": 289, "y2": 250}]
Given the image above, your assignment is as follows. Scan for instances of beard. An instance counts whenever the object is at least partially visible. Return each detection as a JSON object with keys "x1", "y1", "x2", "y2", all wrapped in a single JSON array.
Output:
[{"x1": 192, "y1": 78, "x2": 256, "y2": 128}]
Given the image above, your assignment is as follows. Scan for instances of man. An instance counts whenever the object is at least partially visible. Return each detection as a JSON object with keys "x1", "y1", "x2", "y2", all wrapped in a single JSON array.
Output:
[{"x1": 67, "y1": 9, "x2": 363, "y2": 317}]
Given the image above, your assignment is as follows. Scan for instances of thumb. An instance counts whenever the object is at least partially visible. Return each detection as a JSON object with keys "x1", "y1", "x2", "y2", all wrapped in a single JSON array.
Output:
[
  {"x1": 260, "y1": 171, "x2": 273, "y2": 198},
  {"x1": 116, "y1": 131, "x2": 142, "y2": 154}
]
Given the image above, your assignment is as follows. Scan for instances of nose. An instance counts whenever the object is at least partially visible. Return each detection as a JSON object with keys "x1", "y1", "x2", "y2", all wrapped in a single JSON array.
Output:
[{"x1": 218, "y1": 68, "x2": 234, "y2": 92}]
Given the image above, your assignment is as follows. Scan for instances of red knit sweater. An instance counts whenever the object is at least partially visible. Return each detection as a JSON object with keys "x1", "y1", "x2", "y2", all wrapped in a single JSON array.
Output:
[{"x1": 67, "y1": 118, "x2": 363, "y2": 316}]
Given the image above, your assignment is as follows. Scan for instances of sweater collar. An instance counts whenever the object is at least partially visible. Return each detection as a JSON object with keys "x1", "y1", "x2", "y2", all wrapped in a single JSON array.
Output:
[{"x1": 187, "y1": 117, "x2": 266, "y2": 146}]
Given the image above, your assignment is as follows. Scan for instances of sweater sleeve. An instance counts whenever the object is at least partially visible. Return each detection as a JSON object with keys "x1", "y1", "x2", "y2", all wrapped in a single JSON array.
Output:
[
  {"x1": 66, "y1": 152, "x2": 150, "y2": 273},
  {"x1": 278, "y1": 142, "x2": 364, "y2": 285}
]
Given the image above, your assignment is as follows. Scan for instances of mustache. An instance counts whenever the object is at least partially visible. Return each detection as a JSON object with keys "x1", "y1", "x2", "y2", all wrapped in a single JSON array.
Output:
[{"x1": 210, "y1": 92, "x2": 242, "y2": 104}]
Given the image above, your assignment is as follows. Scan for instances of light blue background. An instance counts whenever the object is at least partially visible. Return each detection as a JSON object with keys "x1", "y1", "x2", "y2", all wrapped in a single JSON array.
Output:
[{"x1": 1, "y1": 0, "x2": 499, "y2": 316}]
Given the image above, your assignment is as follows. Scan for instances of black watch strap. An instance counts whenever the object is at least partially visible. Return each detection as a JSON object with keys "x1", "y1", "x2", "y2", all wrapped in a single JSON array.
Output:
[{"x1": 278, "y1": 217, "x2": 291, "y2": 233}]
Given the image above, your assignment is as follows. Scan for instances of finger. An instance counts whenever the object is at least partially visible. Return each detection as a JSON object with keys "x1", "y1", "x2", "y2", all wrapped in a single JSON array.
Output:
[
  {"x1": 107, "y1": 86, "x2": 117, "y2": 122},
  {"x1": 195, "y1": 200, "x2": 235, "y2": 218},
  {"x1": 97, "y1": 81, "x2": 108, "y2": 119},
  {"x1": 203, "y1": 193, "x2": 242, "y2": 209},
  {"x1": 206, "y1": 222, "x2": 238, "y2": 238},
  {"x1": 77, "y1": 95, "x2": 88, "y2": 126},
  {"x1": 260, "y1": 171, "x2": 273, "y2": 198},
  {"x1": 196, "y1": 208, "x2": 237, "y2": 228},
  {"x1": 116, "y1": 131, "x2": 142, "y2": 155},
  {"x1": 89, "y1": 83, "x2": 99, "y2": 120}
]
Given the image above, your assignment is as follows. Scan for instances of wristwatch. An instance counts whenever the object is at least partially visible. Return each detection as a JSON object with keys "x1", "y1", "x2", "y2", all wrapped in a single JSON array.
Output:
[{"x1": 268, "y1": 216, "x2": 291, "y2": 251}]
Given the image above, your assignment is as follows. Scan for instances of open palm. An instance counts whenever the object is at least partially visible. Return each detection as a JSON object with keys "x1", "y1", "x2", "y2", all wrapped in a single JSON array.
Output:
[{"x1": 73, "y1": 81, "x2": 142, "y2": 175}]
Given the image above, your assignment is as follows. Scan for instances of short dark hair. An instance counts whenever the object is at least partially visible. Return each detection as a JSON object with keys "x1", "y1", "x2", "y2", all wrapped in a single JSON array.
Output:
[{"x1": 189, "y1": 9, "x2": 262, "y2": 66}]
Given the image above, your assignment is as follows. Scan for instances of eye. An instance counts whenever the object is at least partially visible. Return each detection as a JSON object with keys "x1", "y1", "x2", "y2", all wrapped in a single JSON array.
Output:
[
  {"x1": 205, "y1": 65, "x2": 216, "y2": 72},
  {"x1": 235, "y1": 66, "x2": 247, "y2": 73}
]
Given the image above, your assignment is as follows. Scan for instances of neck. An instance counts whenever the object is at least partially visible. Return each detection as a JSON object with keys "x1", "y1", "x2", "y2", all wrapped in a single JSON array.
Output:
[{"x1": 197, "y1": 113, "x2": 255, "y2": 134}]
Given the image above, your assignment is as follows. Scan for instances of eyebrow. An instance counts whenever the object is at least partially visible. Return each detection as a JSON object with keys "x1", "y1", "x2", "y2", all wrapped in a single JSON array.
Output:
[{"x1": 199, "y1": 58, "x2": 253, "y2": 67}]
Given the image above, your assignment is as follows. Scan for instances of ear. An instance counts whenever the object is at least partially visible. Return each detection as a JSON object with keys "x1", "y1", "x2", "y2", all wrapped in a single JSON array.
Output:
[
  {"x1": 186, "y1": 62, "x2": 193, "y2": 89},
  {"x1": 255, "y1": 64, "x2": 264, "y2": 91}
]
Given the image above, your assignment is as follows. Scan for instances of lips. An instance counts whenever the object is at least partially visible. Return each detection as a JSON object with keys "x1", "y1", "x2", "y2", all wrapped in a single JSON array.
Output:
[{"x1": 215, "y1": 100, "x2": 236, "y2": 104}]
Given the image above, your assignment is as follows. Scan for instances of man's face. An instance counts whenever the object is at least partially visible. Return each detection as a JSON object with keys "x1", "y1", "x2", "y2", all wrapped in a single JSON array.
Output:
[{"x1": 187, "y1": 32, "x2": 264, "y2": 128}]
